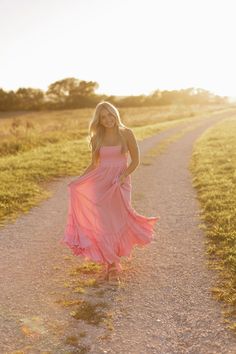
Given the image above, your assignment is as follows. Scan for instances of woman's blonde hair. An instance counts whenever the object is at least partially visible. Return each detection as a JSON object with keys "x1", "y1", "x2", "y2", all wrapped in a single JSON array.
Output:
[{"x1": 87, "y1": 101, "x2": 128, "y2": 166}]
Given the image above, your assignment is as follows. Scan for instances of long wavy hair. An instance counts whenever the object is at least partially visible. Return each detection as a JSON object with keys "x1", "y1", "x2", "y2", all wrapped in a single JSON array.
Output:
[{"x1": 87, "y1": 101, "x2": 128, "y2": 166}]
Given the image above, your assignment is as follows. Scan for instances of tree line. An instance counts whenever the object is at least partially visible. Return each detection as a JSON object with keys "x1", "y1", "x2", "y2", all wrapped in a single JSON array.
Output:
[{"x1": 0, "y1": 77, "x2": 228, "y2": 111}]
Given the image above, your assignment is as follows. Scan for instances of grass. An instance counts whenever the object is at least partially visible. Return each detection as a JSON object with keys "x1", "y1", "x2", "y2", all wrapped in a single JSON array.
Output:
[
  {"x1": 55, "y1": 299, "x2": 83, "y2": 307},
  {"x1": 190, "y1": 116, "x2": 236, "y2": 332},
  {"x1": 0, "y1": 104, "x2": 232, "y2": 227},
  {"x1": 0, "y1": 104, "x2": 227, "y2": 157},
  {"x1": 64, "y1": 335, "x2": 90, "y2": 354},
  {"x1": 74, "y1": 262, "x2": 102, "y2": 274},
  {"x1": 70, "y1": 300, "x2": 110, "y2": 325},
  {"x1": 55, "y1": 259, "x2": 114, "y2": 346},
  {"x1": 57, "y1": 261, "x2": 103, "y2": 293}
]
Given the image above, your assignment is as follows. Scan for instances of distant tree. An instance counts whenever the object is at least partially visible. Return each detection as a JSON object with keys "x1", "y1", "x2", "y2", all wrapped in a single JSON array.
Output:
[
  {"x1": 46, "y1": 77, "x2": 80, "y2": 101},
  {"x1": 46, "y1": 77, "x2": 99, "y2": 108},
  {"x1": 0, "y1": 88, "x2": 9, "y2": 110},
  {"x1": 15, "y1": 88, "x2": 44, "y2": 109},
  {"x1": 119, "y1": 95, "x2": 146, "y2": 107},
  {"x1": 69, "y1": 80, "x2": 98, "y2": 96},
  {"x1": 0, "y1": 79, "x2": 228, "y2": 112}
]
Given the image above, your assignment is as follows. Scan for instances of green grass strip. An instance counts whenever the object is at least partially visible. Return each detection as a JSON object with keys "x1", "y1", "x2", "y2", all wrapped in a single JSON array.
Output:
[{"x1": 190, "y1": 116, "x2": 236, "y2": 331}]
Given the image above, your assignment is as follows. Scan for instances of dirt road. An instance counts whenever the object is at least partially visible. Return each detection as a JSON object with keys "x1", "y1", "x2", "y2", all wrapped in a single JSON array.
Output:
[{"x1": 0, "y1": 110, "x2": 236, "y2": 353}]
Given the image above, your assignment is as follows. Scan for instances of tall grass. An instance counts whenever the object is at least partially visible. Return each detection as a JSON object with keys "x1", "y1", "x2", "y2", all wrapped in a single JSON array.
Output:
[{"x1": 0, "y1": 104, "x2": 227, "y2": 157}]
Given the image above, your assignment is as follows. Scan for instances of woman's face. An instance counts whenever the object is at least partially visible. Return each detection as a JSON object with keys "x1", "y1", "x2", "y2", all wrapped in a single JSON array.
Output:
[{"x1": 99, "y1": 108, "x2": 116, "y2": 128}]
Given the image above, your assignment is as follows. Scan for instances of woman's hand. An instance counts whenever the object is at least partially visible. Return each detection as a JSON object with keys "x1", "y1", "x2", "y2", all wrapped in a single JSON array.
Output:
[{"x1": 118, "y1": 173, "x2": 127, "y2": 185}]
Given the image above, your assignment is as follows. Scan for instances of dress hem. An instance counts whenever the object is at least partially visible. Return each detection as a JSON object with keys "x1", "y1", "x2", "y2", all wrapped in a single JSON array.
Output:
[{"x1": 59, "y1": 215, "x2": 160, "y2": 272}]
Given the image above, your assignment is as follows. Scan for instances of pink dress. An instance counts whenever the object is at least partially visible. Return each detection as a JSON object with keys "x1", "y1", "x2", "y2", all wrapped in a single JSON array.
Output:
[{"x1": 59, "y1": 144, "x2": 160, "y2": 272}]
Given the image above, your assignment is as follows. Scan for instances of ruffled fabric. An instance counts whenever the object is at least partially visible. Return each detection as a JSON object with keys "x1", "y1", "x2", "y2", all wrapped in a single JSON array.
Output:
[{"x1": 59, "y1": 146, "x2": 160, "y2": 272}]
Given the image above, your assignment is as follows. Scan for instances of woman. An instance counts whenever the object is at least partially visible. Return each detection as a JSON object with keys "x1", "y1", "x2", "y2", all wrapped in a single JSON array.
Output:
[{"x1": 60, "y1": 101, "x2": 160, "y2": 281}]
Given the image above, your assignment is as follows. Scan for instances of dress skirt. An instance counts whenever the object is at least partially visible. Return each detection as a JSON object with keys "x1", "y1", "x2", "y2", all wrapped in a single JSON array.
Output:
[{"x1": 59, "y1": 145, "x2": 160, "y2": 272}]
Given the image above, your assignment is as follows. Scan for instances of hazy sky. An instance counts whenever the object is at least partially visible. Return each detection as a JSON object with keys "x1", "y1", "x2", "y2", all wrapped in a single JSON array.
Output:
[{"x1": 0, "y1": 0, "x2": 235, "y2": 97}]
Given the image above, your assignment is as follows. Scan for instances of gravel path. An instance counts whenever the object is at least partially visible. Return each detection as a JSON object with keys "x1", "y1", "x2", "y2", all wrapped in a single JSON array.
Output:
[
  {"x1": 0, "y1": 110, "x2": 236, "y2": 353},
  {"x1": 96, "y1": 111, "x2": 236, "y2": 354}
]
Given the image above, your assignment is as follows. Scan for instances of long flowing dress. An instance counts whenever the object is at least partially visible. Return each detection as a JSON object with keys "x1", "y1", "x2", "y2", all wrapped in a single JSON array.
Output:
[{"x1": 59, "y1": 144, "x2": 160, "y2": 272}]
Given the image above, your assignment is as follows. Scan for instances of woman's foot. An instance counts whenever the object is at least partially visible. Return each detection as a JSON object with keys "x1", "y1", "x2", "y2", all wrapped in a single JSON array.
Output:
[
  {"x1": 103, "y1": 263, "x2": 111, "y2": 281},
  {"x1": 104, "y1": 262, "x2": 120, "y2": 282}
]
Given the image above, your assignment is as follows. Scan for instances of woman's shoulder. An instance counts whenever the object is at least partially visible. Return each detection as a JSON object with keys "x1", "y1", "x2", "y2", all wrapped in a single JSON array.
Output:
[
  {"x1": 120, "y1": 127, "x2": 136, "y2": 141},
  {"x1": 119, "y1": 127, "x2": 136, "y2": 149},
  {"x1": 119, "y1": 127, "x2": 133, "y2": 136}
]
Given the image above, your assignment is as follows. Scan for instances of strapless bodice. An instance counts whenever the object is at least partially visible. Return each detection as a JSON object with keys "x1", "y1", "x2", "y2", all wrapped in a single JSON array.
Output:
[{"x1": 99, "y1": 145, "x2": 128, "y2": 166}]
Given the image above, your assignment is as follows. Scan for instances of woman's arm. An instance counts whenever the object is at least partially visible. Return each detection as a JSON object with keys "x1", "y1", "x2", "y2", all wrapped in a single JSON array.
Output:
[
  {"x1": 121, "y1": 128, "x2": 140, "y2": 178},
  {"x1": 80, "y1": 137, "x2": 97, "y2": 177},
  {"x1": 80, "y1": 163, "x2": 96, "y2": 177}
]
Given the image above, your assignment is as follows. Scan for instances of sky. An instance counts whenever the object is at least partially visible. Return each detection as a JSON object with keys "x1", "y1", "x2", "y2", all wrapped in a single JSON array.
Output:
[{"x1": 0, "y1": 0, "x2": 236, "y2": 98}]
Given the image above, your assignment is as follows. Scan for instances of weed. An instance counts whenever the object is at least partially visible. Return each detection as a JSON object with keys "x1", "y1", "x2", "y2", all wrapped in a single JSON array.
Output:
[{"x1": 70, "y1": 300, "x2": 109, "y2": 325}]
